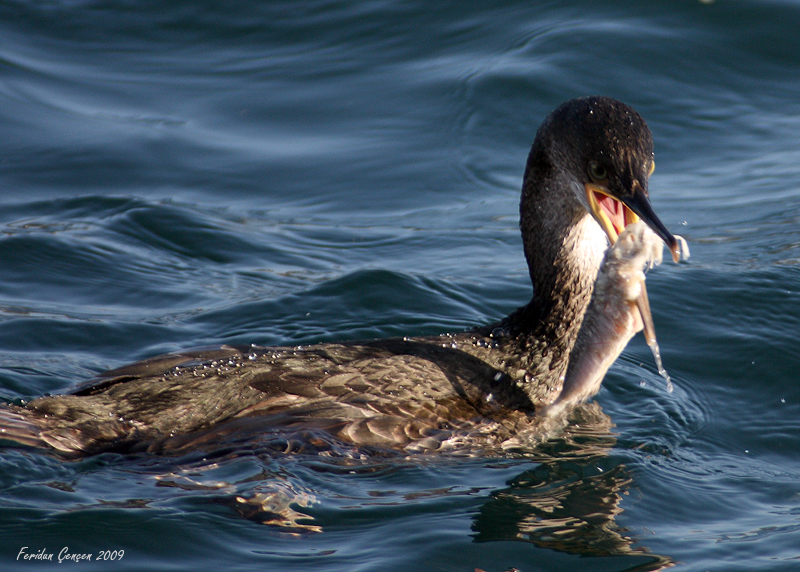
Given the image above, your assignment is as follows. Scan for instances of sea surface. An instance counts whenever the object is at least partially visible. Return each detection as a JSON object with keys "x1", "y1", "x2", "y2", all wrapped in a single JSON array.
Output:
[{"x1": 1, "y1": 1, "x2": 799, "y2": 570}]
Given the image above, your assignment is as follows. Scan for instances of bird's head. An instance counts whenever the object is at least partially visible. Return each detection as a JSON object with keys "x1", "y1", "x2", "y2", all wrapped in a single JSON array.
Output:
[{"x1": 542, "y1": 96, "x2": 681, "y2": 262}]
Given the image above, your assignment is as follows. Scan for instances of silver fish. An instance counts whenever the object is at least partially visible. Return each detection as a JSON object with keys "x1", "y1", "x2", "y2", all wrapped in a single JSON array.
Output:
[{"x1": 540, "y1": 222, "x2": 688, "y2": 417}]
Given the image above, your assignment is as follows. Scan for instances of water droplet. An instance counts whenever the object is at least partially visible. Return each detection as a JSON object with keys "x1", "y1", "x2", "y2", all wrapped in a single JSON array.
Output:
[{"x1": 647, "y1": 339, "x2": 674, "y2": 393}]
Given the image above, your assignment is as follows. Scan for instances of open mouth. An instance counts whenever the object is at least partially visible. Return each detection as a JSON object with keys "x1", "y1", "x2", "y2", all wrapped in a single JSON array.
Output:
[{"x1": 586, "y1": 185, "x2": 639, "y2": 244}]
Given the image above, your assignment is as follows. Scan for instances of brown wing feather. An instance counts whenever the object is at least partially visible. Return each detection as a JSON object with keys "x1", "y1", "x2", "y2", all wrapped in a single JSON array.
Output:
[{"x1": 1, "y1": 336, "x2": 536, "y2": 456}]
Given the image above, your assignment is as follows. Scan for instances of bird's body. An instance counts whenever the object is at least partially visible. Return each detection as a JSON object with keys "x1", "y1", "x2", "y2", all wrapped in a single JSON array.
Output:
[
  {"x1": 4, "y1": 335, "x2": 535, "y2": 455},
  {"x1": 0, "y1": 96, "x2": 683, "y2": 457}
]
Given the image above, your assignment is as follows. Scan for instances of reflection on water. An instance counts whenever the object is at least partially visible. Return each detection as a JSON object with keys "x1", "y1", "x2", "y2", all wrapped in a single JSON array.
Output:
[
  {"x1": 473, "y1": 403, "x2": 673, "y2": 571},
  {"x1": 78, "y1": 401, "x2": 671, "y2": 569}
]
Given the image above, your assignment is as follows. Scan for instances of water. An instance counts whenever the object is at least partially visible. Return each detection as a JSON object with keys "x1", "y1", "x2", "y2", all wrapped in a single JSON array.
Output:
[{"x1": 1, "y1": 0, "x2": 800, "y2": 570}]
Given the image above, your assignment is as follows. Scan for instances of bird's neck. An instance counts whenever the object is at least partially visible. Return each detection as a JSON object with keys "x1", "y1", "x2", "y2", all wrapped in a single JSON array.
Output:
[
  {"x1": 495, "y1": 168, "x2": 608, "y2": 404},
  {"x1": 527, "y1": 210, "x2": 608, "y2": 339}
]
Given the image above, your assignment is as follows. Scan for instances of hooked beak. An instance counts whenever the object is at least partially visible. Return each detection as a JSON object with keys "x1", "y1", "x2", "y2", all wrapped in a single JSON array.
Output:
[{"x1": 584, "y1": 181, "x2": 681, "y2": 263}]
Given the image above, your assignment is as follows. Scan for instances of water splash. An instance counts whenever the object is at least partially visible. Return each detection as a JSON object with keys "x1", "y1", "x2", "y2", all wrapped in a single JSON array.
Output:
[{"x1": 647, "y1": 338, "x2": 674, "y2": 393}]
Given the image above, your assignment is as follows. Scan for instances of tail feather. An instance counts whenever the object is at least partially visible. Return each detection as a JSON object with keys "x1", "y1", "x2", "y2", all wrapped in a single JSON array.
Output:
[{"x1": 0, "y1": 405, "x2": 48, "y2": 450}]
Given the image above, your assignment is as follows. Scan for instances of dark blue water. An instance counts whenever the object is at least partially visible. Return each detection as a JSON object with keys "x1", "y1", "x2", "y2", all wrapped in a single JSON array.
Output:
[{"x1": 2, "y1": 1, "x2": 800, "y2": 570}]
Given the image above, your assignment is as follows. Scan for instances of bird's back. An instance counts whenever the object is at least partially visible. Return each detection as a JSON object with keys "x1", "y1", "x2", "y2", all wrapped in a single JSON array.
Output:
[{"x1": 1, "y1": 335, "x2": 540, "y2": 456}]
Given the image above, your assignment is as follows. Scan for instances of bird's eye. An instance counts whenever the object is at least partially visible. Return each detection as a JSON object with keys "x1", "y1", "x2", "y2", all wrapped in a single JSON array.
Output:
[{"x1": 588, "y1": 162, "x2": 608, "y2": 181}]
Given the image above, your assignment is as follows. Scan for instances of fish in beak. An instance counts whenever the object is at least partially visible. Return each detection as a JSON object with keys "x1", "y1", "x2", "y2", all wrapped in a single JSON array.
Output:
[
  {"x1": 582, "y1": 168, "x2": 687, "y2": 363},
  {"x1": 539, "y1": 170, "x2": 690, "y2": 417},
  {"x1": 541, "y1": 222, "x2": 670, "y2": 417}
]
